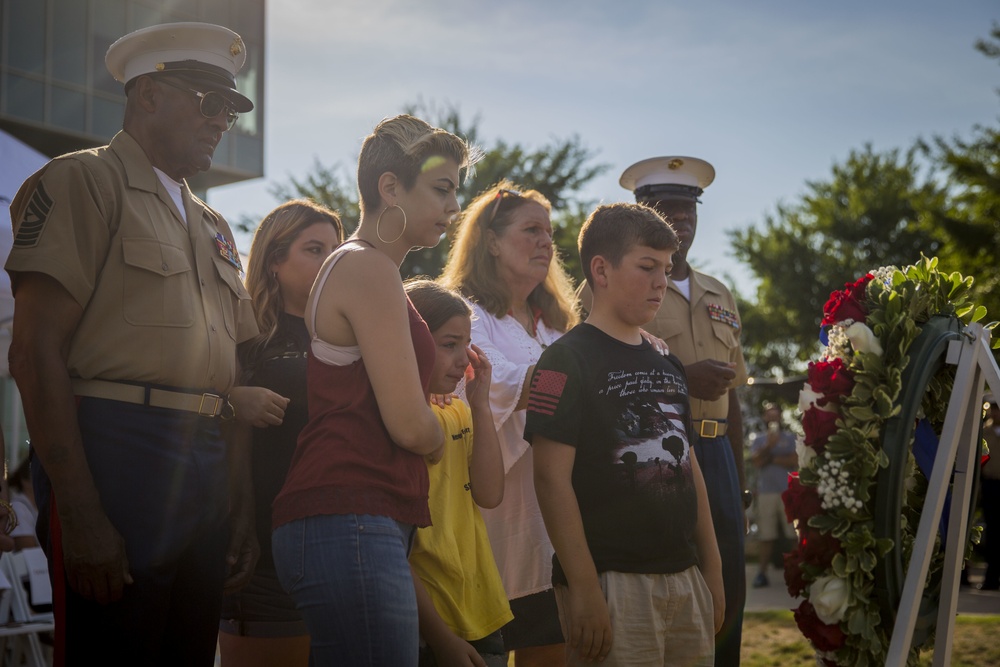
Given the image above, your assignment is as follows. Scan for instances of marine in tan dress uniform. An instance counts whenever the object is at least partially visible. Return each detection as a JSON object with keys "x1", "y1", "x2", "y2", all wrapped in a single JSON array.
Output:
[
  {"x1": 622, "y1": 156, "x2": 747, "y2": 667},
  {"x1": 5, "y1": 23, "x2": 257, "y2": 667}
]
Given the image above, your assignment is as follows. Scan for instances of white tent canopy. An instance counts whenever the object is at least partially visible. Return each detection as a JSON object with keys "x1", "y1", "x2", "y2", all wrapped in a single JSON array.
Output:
[{"x1": 0, "y1": 129, "x2": 48, "y2": 376}]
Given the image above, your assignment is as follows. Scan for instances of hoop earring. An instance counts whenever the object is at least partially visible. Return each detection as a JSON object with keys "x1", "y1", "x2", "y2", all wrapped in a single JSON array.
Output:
[{"x1": 376, "y1": 204, "x2": 407, "y2": 244}]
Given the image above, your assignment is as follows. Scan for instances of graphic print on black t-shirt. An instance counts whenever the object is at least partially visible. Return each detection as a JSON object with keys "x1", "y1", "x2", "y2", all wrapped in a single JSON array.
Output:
[
  {"x1": 525, "y1": 324, "x2": 701, "y2": 580},
  {"x1": 604, "y1": 368, "x2": 692, "y2": 501}
]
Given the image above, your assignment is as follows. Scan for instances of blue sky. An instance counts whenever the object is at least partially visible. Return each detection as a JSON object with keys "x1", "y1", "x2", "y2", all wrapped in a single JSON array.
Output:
[{"x1": 209, "y1": 0, "x2": 999, "y2": 292}]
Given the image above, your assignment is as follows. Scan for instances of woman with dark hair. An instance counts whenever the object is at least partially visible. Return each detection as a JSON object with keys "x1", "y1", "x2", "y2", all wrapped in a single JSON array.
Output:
[
  {"x1": 439, "y1": 181, "x2": 579, "y2": 666},
  {"x1": 219, "y1": 199, "x2": 343, "y2": 667},
  {"x1": 271, "y1": 115, "x2": 474, "y2": 666}
]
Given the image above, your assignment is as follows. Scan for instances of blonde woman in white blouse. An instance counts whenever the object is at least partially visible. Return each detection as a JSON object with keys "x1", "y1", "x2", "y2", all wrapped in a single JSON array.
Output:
[{"x1": 439, "y1": 181, "x2": 579, "y2": 667}]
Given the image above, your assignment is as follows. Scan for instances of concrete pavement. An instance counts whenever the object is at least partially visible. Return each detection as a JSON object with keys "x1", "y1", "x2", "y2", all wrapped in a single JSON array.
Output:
[{"x1": 744, "y1": 562, "x2": 1000, "y2": 615}]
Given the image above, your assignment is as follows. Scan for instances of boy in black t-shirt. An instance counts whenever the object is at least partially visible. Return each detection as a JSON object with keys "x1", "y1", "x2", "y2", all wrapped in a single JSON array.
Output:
[{"x1": 526, "y1": 203, "x2": 724, "y2": 666}]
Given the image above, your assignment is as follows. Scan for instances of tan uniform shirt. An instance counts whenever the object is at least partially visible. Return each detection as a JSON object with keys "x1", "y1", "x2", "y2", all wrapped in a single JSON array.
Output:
[
  {"x1": 646, "y1": 269, "x2": 747, "y2": 421},
  {"x1": 5, "y1": 131, "x2": 256, "y2": 394},
  {"x1": 577, "y1": 268, "x2": 747, "y2": 421}
]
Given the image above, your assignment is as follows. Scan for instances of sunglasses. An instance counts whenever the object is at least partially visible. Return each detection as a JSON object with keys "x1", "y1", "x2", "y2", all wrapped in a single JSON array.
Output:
[
  {"x1": 487, "y1": 189, "x2": 524, "y2": 226},
  {"x1": 158, "y1": 78, "x2": 239, "y2": 130}
]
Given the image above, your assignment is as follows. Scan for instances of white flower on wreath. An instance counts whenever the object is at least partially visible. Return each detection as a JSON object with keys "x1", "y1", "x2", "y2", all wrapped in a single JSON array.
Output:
[
  {"x1": 795, "y1": 434, "x2": 816, "y2": 470},
  {"x1": 798, "y1": 383, "x2": 838, "y2": 415},
  {"x1": 809, "y1": 574, "x2": 851, "y2": 625},
  {"x1": 815, "y1": 650, "x2": 839, "y2": 666},
  {"x1": 845, "y1": 321, "x2": 883, "y2": 356}
]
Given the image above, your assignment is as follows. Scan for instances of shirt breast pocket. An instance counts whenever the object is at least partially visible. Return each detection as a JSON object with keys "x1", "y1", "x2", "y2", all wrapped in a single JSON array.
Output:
[
  {"x1": 212, "y1": 254, "x2": 248, "y2": 341},
  {"x1": 710, "y1": 319, "x2": 740, "y2": 352},
  {"x1": 121, "y1": 238, "x2": 194, "y2": 327},
  {"x1": 652, "y1": 318, "x2": 685, "y2": 344}
]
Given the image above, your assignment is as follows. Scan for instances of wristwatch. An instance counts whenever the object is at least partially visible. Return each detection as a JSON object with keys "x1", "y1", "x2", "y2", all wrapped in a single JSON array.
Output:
[{"x1": 742, "y1": 489, "x2": 754, "y2": 509}]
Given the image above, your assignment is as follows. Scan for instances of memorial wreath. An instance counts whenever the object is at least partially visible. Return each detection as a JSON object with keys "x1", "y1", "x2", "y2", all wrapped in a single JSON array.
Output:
[{"x1": 782, "y1": 255, "x2": 989, "y2": 666}]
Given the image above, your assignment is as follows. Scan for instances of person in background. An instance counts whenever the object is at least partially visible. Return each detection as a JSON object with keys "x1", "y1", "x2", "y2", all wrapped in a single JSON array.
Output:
[
  {"x1": 529, "y1": 203, "x2": 723, "y2": 665},
  {"x1": 979, "y1": 396, "x2": 1000, "y2": 590},
  {"x1": 218, "y1": 200, "x2": 343, "y2": 666},
  {"x1": 405, "y1": 279, "x2": 512, "y2": 667},
  {"x1": 749, "y1": 402, "x2": 798, "y2": 588},
  {"x1": 5, "y1": 23, "x2": 257, "y2": 666},
  {"x1": 271, "y1": 115, "x2": 473, "y2": 666},
  {"x1": 439, "y1": 181, "x2": 579, "y2": 666}
]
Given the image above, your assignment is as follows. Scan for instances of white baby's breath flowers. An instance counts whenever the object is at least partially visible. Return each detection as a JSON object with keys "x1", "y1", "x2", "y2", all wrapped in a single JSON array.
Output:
[
  {"x1": 815, "y1": 458, "x2": 862, "y2": 512},
  {"x1": 823, "y1": 322, "x2": 854, "y2": 362},
  {"x1": 870, "y1": 265, "x2": 897, "y2": 289}
]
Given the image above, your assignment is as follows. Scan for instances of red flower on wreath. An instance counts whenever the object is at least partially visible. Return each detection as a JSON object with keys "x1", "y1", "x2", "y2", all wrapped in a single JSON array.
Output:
[
  {"x1": 821, "y1": 273, "x2": 873, "y2": 326},
  {"x1": 783, "y1": 548, "x2": 808, "y2": 597},
  {"x1": 794, "y1": 600, "x2": 846, "y2": 652},
  {"x1": 783, "y1": 473, "x2": 823, "y2": 524},
  {"x1": 807, "y1": 357, "x2": 854, "y2": 406},
  {"x1": 800, "y1": 528, "x2": 842, "y2": 568},
  {"x1": 802, "y1": 407, "x2": 840, "y2": 453}
]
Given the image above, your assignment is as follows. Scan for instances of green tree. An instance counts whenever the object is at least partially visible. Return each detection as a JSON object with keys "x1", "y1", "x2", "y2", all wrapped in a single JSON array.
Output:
[
  {"x1": 269, "y1": 158, "x2": 361, "y2": 232},
  {"x1": 733, "y1": 23, "x2": 1000, "y2": 382},
  {"x1": 921, "y1": 22, "x2": 1000, "y2": 325},
  {"x1": 261, "y1": 100, "x2": 609, "y2": 281},
  {"x1": 729, "y1": 145, "x2": 948, "y2": 376}
]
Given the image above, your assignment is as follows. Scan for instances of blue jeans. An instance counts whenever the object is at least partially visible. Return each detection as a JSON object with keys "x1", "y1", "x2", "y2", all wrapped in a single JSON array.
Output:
[{"x1": 272, "y1": 513, "x2": 418, "y2": 666}]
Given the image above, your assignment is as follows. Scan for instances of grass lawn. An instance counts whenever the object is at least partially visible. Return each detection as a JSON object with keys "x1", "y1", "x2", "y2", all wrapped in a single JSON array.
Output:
[{"x1": 741, "y1": 610, "x2": 1000, "y2": 666}]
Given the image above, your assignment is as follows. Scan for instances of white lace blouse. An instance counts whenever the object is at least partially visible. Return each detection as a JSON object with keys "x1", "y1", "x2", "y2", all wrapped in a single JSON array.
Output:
[{"x1": 468, "y1": 303, "x2": 565, "y2": 600}]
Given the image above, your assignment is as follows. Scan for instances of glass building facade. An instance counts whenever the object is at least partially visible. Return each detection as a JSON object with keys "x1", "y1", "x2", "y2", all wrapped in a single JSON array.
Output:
[{"x1": 0, "y1": 0, "x2": 266, "y2": 191}]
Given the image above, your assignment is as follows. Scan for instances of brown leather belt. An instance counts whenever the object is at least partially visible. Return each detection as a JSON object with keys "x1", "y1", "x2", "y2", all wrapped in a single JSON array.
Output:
[
  {"x1": 71, "y1": 378, "x2": 234, "y2": 419},
  {"x1": 693, "y1": 419, "x2": 728, "y2": 439}
]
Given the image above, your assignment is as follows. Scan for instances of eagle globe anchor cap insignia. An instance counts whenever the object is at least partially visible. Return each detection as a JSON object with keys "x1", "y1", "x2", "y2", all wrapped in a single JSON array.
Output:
[{"x1": 619, "y1": 156, "x2": 715, "y2": 202}]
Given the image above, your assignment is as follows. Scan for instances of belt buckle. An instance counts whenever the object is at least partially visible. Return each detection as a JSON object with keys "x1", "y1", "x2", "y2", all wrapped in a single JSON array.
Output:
[
  {"x1": 198, "y1": 393, "x2": 223, "y2": 417},
  {"x1": 699, "y1": 420, "x2": 719, "y2": 439}
]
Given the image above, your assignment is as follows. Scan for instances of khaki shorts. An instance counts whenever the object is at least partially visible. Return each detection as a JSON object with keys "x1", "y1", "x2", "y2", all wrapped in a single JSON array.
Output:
[
  {"x1": 554, "y1": 567, "x2": 714, "y2": 667},
  {"x1": 755, "y1": 492, "x2": 797, "y2": 541}
]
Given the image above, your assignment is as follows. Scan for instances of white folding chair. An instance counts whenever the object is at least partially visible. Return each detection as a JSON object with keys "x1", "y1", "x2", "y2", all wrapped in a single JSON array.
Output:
[{"x1": 0, "y1": 549, "x2": 53, "y2": 667}]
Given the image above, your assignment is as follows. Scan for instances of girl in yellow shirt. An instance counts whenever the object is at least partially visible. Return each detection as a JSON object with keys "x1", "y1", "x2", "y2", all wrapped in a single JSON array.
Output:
[{"x1": 406, "y1": 280, "x2": 512, "y2": 667}]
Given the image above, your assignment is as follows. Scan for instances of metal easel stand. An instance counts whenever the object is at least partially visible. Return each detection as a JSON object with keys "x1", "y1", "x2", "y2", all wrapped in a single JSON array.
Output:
[{"x1": 886, "y1": 323, "x2": 1000, "y2": 667}]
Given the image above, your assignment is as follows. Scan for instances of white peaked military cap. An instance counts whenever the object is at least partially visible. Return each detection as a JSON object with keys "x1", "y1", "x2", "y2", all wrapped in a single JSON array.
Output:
[
  {"x1": 619, "y1": 156, "x2": 715, "y2": 202},
  {"x1": 105, "y1": 22, "x2": 253, "y2": 112}
]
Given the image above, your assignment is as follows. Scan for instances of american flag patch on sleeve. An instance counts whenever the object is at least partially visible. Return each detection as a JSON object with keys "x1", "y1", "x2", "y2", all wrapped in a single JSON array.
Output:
[{"x1": 527, "y1": 369, "x2": 567, "y2": 416}]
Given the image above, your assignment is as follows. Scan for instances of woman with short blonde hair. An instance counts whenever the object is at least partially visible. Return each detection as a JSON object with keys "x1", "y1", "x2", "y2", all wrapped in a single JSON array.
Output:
[{"x1": 272, "y1": 115, "x2": 474, "y2": 666}]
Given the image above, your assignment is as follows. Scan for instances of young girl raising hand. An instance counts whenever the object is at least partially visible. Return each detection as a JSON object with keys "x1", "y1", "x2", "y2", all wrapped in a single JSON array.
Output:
[{"x1": 405, "y1": 279, "x2": 512, "y2": 667}]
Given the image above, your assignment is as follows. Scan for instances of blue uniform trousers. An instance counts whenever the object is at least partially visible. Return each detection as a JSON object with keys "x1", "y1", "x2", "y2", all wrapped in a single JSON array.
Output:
[
  {"x1": 692, "y1": 433, "x2": 746, "y2": 667},
  {"x1": 33, "y1": 396, "x2": 230, "y2": 667}
]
